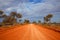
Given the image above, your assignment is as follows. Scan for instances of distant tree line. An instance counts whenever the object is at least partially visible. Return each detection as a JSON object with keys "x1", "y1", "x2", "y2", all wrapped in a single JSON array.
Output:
[{"x1": 0, "y1": 10, "x2": 54, "y2": 26}]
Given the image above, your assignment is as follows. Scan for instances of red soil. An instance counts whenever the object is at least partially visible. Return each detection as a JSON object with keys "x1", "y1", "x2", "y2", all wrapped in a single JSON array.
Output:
[{"x1": 0, "y1": 24, "x2": 60, "y2": 40}]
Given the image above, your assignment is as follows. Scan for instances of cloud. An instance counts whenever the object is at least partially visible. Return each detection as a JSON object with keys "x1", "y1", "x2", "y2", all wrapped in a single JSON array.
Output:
[
  {"x1": 0, "y1": 0, "x2": 60, "y2": 22},
  {"x1": 0, "y1": 0, "x2": 14, "y2": 6},
  {"x1": 42, "y1": 0, "x2": 60, "y2": 3},
  {"x1": 0, "y1": 0, "x2": 29, "y2": 10},
  {"x1": 0, "y1": 0, "x2": 15, "y2": 10}
]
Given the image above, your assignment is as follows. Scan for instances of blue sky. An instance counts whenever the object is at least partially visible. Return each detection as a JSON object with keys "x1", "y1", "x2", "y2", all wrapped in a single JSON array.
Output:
[{"x1": 0, "y1": 0, "x2": 60, "y2": 23}]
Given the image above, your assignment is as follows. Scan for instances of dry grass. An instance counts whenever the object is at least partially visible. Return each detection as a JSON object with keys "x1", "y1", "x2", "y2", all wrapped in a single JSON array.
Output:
[
  {"x1": 42, "y1": 24, "x2": 60, "y2": 32},
  {"x1": 0, "y1": 23, "x2": 60, "y2": 33}
]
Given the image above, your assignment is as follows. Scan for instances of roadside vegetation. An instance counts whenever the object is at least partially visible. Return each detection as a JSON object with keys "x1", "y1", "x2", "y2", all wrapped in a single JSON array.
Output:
[{"x1": 0, "y1": 10, "x2": 60, "y2": 32}]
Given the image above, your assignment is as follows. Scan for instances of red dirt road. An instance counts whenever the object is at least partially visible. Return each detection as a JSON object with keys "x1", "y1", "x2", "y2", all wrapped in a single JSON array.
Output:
[{"x1": 0, "y1": 24, "x2": 60, "y2": 40}]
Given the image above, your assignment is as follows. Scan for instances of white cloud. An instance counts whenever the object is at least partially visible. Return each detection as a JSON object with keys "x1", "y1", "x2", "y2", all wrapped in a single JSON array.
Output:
[
  {"x1": 4, "y1": 0, "x2": 60, "y2": 22},
  {"x1": 6, "y1": 1, "x2": 60, "y2": 16},
  {"x1": 0, "y1": 0, "x2": 14, "y2": 5}
]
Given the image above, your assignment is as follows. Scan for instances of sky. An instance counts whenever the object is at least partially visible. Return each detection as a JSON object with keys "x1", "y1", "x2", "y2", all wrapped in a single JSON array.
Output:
[{"x1": 0, "y1": 0, "x2": 60, "y2": 23}]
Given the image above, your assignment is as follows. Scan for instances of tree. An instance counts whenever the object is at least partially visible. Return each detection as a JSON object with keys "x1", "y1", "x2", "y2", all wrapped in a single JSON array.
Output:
[
  {"x1": 10, "y1": 12, "x2": 22, "y2": 24},
  {"x1": 3, "y1": 12, "x2": 22, "y2": 25},
  {"x1": 44, "y1": 14, "x2": 53, "y2": 23},
  {"x1": 44, "y1": 17, "x2": 46, "y2": 23},
  {"x1": 2, "y1": 14, "x2": 7, "y2": 18},
  {"x1": 46, "y1": 14, "x2": 53, "y2": 23},
  {"x1": 0, "y1": 10, "x2": 9, "y2": 26},
  {"x1": 24, "y1": 19, "x2": 30, "y2": 24},
  {"x1": 3, "y1": 16, "x2": 13, "y2": 25},
  {"x1": 44, "y1": 17, "x2": 49, "y2": 23},
  {"x1": 16, "y1": 13, "x2": 22, "y2": 18},
  {"x1": 10, "y1": 12, "x2": 17, "y2": 23},
  {"x1": 19, "y1": 20, "x2": 22, "y2": 22},
  {"x1": 32, "y1": 21, "x2": 37, "y2": 24},
  {"x1": 46, "y1": 14, "x2": 53, "y2": 18},
  {"x1": 0, "y1": 10, "x2": 7, "y2": 18},
  {"x1": 10, "y1": 12, "x2": 22, "y2": 22},
  {"x1": 10, "y1": 12, "x2": 17, "y2": 18},
  {"x1": 38, "y1": 20, "x2": 41, "y2": 24},
  {"x1": 0, "y1": 10, "x2": 4, "y2": 18},
  {"x1": 0, "y1": 10, "x2": 4, "y2": 15},
  {"x1": 16, "y1": 13, "x2": 22, "y2": 23}
]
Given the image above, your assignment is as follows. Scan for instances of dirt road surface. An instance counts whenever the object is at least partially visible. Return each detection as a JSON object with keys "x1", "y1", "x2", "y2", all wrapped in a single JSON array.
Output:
[{"x1": 0, "y1": 24, "x2": 60, "y2": 40}]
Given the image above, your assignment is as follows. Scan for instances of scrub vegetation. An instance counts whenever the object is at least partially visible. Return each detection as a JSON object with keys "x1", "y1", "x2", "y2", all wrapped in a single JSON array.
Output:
[{"x1": 0, "y1": 10, "x2": 60, "y2": 32}]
